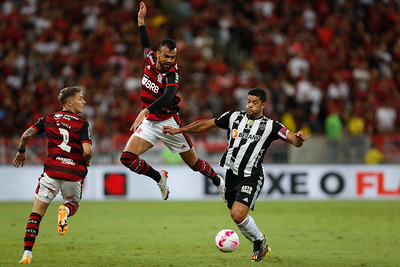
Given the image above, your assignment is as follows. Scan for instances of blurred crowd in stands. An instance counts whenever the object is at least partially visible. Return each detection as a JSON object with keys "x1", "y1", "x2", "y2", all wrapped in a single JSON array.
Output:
[{"x1": 1, "y1": 0, "x2": 399, "y2": 150}]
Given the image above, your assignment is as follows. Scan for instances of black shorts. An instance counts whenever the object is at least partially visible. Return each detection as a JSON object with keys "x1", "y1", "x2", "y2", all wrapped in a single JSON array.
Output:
[{"x1": 224, "y1": 168, "x2": 265, "y2": 211}]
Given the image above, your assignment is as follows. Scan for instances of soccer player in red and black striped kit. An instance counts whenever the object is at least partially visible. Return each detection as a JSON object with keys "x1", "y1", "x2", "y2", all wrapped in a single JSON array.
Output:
[
  {"x1": 13, "y1": 86, "x2": 92, "y2": 264},
  {"x1": 120, "y1": 1, "x2": 225, "y2": 201}
]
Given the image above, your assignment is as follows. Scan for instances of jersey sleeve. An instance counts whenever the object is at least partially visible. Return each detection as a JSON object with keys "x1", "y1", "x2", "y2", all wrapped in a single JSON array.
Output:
[
  {"x1": 139, "y1": 25, "x2": 151, "y2": 55},
  {"x1": 32, "y1": 116, "x2": 46, "y2": 134},
  {"x1": 214, "y1": 111, "x2": 234, "y2": 130},
  {"x1": 165, "y1": 71, "x2": 180, "y2": 88},
  {"x1": 79, "y1": 121, "x2": 92, "y2": 144}
]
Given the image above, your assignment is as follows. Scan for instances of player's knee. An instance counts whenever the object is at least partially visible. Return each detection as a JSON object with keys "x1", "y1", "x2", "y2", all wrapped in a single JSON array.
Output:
[
  {"x1": 230, "y1": 208, "x2": 246, "y2": 224},
  {"x1": 120, "y1": 151, "x2": 137, "y2": 167}
]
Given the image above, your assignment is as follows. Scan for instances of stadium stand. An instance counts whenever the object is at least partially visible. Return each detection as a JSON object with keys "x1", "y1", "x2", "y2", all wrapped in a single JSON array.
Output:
[{"x1": 1, "y1": 0, "x2": 399, "y2": 164}]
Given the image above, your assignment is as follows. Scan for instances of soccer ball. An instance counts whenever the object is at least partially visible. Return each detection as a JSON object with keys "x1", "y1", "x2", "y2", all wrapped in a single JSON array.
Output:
[{"x1": 215, "y1": 229, "x2": 239, "y2": 253}]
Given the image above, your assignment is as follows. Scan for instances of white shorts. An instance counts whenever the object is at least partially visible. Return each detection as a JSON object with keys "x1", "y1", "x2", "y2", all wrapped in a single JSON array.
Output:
[
  {"x1": 35, "y1": 172, "x2": 83, "y2": 204},
  {"x1": 133, "y1": 116, "x2": 193, "y2": 154}
]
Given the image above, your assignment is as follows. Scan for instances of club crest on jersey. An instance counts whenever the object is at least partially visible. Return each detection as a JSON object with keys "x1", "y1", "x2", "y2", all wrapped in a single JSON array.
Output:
[{"x1": 157, "y1": 73, "x2": 163, "y2": 83}]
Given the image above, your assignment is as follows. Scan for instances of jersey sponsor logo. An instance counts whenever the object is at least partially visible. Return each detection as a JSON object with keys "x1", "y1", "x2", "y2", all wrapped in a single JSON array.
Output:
[
  {"x1": 54, "y1": 113, "x2": 63, "y2": 119},
  {"x1": 142, "y1": 76, "x2": 160, "y2": 93},
  {"x1": 54, "y1": 113, "x2": 79, "y2": 121},
  {"x1": 232, "y1": 129, "x2": 261, "y2": 141},
  {"x1": 232, "y1": 129, "x2": 239, "y2": 138},
  {"x1": 241, "y1": 185, "x2": 253, "y2": 195},
  {"x1": 254, "y1": 149, "x2": 265, "y2": 166},
  {"x1": 56, "y1": 121, "x2": 71, "y2": 129},
  {"x1": 88, "y1": 127, "x2": 92, "y2": 140},
  {"x1": 56, "y1": 157, "x2": 76, "y2": 166}
]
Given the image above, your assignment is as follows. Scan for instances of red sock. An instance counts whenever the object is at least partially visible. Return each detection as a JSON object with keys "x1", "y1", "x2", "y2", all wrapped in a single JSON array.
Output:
[
  {"x1": 120, "y1": 151, "x2": 161, "y2": 182},
  {"x1": 23, "y1": 212, "x2": 42, "y2": 251},
  {"x1": 64, "y1": 202, "x2": 79, "y2": 217},
  {"x1": 191, "y1": 158, "x2": 217, "y2": 179}
]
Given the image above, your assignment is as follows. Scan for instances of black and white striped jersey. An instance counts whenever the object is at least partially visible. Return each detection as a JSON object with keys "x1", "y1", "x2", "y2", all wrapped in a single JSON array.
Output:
[{"x1": 214, "y1": 110, "x2": 288, "y2": 177}]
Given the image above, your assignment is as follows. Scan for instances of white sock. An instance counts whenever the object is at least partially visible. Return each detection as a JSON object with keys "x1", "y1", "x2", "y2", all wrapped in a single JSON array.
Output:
[
  {"x1": 23, "y1": 250, "x2": 32, "y2": 258},
  {"x1": 236, "y1": 215, "x2": 264, "y2": 243}
]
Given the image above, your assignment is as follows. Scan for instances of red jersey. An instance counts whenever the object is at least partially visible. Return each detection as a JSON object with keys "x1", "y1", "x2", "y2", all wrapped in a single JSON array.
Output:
[
  {"x1": 141, "y1": 49, "x2": 181, "y2": 120},
  {"x1": 32, "y1": 111, "x2": 92, "y2": 182}
]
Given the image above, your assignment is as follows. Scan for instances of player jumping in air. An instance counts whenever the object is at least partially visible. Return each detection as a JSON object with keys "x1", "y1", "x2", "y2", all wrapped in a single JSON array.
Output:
[{"x1": 120, "y1": 1, "x2": 225, "y2": 201}]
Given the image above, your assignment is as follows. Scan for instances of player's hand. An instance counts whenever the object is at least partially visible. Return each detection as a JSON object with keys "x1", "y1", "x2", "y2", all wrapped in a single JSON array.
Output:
[
  {"x1": 138, "y1": 1, "x2": 147, "y2": 21},
  {"x1": 130, "y1": 117, "x2": 143, "y2": 132},
  {"x1": 162, "y1": 126, "x2": 178, "y2": 135},
  {"x1": 130, "y1": 108, "x2": 149, "y2": 132},
  {"x1": 295, "y1": 131, "x2": 308, "y2": 142},
  {"x1": 12, "y1": 152, "x2": 27, "y2": 168}
]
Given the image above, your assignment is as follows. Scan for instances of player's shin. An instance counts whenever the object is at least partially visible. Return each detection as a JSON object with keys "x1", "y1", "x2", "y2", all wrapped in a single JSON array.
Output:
[
  {"x1": 191, "y1": 158, "x2": 220, "y2": 185},
  {"x1": 236, "y1": 215, "x2": 264, "y2": 243},
  {"x1": 120, "y1": 151, "x2": 161, "y2": 182},
  {"x1": 23, "y1": 212, "x2": 42, "y2": 252}
]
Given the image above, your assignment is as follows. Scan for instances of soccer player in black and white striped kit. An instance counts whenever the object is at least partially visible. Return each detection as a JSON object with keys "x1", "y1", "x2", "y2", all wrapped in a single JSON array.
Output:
[{"x1": 163, "y1": 88, "x2": 307, "y2": 262}]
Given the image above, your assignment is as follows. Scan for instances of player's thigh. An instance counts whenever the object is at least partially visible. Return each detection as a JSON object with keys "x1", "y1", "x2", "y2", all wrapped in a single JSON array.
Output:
[
  {"x1": 123, "y1": 119, "x2": 159, "y2": 154},
  {"x1": 35, "y1": 173, "x2": 61, "y2": 204},
  {"x1": 60, "y1": 180, "x2": 84, "y2": 203},
  {"x1": 124, "y1": 135, "x2": 154, "y2": 155}
]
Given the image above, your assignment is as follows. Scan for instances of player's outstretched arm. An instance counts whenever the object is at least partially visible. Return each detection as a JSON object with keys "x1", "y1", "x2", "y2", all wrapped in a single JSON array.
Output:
[
  {"x1": 163, "y1": 119, "x2": 216, "y2": 135},
  {"x1": 12, "y1": 127, "x2": 38, "y2": 168},
  {"x1": 286, "y1": 130, "x2": 308, "y2": 147}
]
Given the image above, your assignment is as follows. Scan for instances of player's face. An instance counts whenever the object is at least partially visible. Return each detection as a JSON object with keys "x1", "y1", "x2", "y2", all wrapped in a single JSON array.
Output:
[
  {"x1": 156, "y1": 46, "x2": 177, "y2": 71},
  {"x1": 246, "y1": 95, "x2": 266, "y2": 119},
  {"x1": 69, "y1": 93, "x2": 86, "y2": 114}
]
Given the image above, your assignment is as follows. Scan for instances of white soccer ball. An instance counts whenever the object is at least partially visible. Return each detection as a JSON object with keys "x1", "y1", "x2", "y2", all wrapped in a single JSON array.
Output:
[{"x1": 215, "y1": 229, "x2": 239, "y2": 253}]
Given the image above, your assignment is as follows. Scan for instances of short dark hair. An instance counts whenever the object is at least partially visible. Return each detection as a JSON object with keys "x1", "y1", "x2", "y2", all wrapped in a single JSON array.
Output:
[
  {"x1": 158, "y1": 38, "x2": 176, "y2": 51},
  {"x1": 58, "y1": 86, "x2": 82, "y2": 106},
  {"x1": 248, "y1": 88, "x2": 267, "y2": 103}
]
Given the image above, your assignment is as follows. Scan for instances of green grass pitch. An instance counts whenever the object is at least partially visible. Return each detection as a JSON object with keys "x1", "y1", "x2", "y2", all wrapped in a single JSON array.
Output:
[{"x1": 1, "y1": 200, "x2": 399, "y2": 266}]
